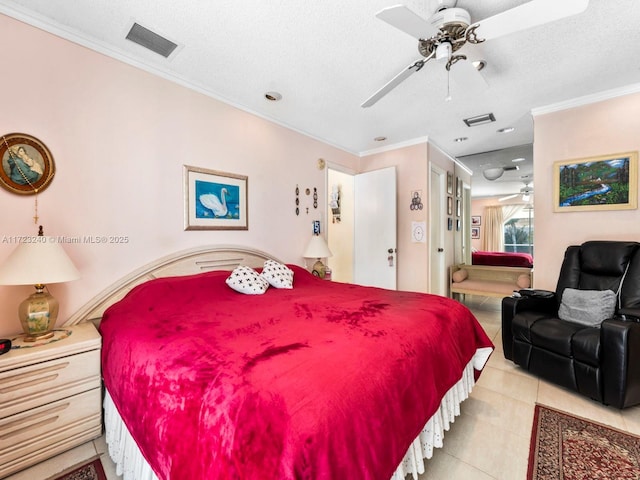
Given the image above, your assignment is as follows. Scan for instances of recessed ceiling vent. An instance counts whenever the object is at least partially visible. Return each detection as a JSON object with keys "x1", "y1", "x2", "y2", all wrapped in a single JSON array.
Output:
[
  {"x1": 503, "y1": 165, "x2": 520, "y2": 172},
  {"x1": 463, "y1": 113, "x2": 496, "y2": 127},
  {"x1": 126, "y1": 23, "x2": 178, "y2": 58}
]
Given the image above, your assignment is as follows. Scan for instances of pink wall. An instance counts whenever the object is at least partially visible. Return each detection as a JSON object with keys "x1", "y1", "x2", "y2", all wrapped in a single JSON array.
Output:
[
  {"x1": 359, "y1": 144, "x2": 429, "y2": 292},
  {"x1": 359, "y1": 143, "x2": 455, "y2": 293},
  {"x1": 533, "y1": 92, "x2": 640, "y2": 290},
  {"x1": 0, "y1": 14, "x2": 358, "y2": 337}
]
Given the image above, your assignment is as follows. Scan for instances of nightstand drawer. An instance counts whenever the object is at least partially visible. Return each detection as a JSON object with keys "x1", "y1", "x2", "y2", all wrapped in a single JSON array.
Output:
[
  {"x1": 0, "y1": 388, "x2": 102, "y2": 478},
  {"x1": 0, "y1": 349, "x2": 101, "y2": 419}
]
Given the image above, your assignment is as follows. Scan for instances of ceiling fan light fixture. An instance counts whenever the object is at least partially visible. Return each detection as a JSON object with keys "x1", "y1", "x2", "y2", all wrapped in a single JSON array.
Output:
[
  {"x1": 435, "y1": 42, "x2": 452, "y2": 62},
  {"x1": 482, "y1": 167, "x2": 504, "y2": 181},
  {"x1": 472, "y1": 60, "x2": 486, "y2": 71},
  {"x1": 363, "y1": 1, "x2": 589, "y2": 109},
  {"x1": 522, "y1": 193, "x2": 531, "y2": 202}
]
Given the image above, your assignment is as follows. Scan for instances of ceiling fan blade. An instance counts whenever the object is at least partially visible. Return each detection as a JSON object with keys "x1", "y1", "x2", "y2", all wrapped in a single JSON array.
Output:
[
  {"x1": 449, "y1": 58, "x2": 488, "y2": 93},
  {"x1": 361, "y1": 57, "x2": 429, "y2": 108},
  {"x1": 499, "y1": 193, "x2": 519, "y2": 202},
  {"x1": 375, "y1": 5, "x2": 439, "y2": 40},
  {"x1": 474, "y1": 0, "x2": 589, "y2": 42}
]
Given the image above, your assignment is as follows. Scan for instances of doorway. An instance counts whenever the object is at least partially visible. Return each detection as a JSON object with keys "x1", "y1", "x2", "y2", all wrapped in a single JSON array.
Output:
[
  {"x1": 354, "y1": 167, "x2": 397, "y2": 290},
  {"x1": 327, "y1": 167, "x2": 354, "y2": 283},
  {"x1": 327, "y1": 166, "x2": 397, "y2": 290},
  {"x1": 429, "y1": 164, "x2": 446, "y2": 296}
]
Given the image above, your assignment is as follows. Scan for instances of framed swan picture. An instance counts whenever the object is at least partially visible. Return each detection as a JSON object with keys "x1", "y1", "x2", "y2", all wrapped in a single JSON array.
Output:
[
  {"x1": 0, "y1": 133, "x2": 55, "y2": 195},
  {"x1": 184, "y1": 165, "x2": 248, "y2": 230}
]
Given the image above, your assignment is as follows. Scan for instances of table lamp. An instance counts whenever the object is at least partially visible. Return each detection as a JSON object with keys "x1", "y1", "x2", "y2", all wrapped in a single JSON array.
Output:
[
  {"x1": 0, "y1": 226, "x2": 80, "y2": 341},
  {"x1": 303, "y1": 234, "x2": 333, "y2": 278}
]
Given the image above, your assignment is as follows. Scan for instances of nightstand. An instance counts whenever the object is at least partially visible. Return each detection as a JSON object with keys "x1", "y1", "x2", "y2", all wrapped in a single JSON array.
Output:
[{"x1": 0, "y1": 322, "x2": 102, "y2": 478}]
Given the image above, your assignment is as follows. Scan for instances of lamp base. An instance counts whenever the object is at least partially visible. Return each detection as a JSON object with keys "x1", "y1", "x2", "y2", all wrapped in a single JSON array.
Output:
[
  {"x1": 18, "y1": 285, "x2": 59, "y2": 342},
  {"x1": 312, "y1": 259, "x2": 327, "y2": 279},
  {"x1": 22, "y1": 331, "x2": 55, "y2": 342}
]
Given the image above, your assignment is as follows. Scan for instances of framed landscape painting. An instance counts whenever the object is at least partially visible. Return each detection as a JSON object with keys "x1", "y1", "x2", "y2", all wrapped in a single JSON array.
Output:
[
  {"x1": 184, "y1": 165, "x2": 248, "y2": 230},
  {"x1": 553, "y1": 152, "x2": 638, "y2": 212}
]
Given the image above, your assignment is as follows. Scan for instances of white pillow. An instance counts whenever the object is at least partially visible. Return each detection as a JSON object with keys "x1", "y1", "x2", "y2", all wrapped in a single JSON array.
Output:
[
  {"x1": 261, "y1": 260, "x2": 294, "y2": 289},
  {"x1": 226, "y1": 265, "x2": 269, "y2": 295},
  {"x1": 558, "y1": 288, "x2": 616, "y2": 327}
]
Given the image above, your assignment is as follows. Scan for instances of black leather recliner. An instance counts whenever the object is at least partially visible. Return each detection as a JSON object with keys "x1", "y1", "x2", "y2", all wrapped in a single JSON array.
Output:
[{"x1": 501, "y1": 241, "x2": 640, "y2": 408}]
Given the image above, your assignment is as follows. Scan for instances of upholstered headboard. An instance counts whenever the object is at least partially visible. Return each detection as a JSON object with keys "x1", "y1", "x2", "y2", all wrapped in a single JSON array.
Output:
[{"x1": 64, "y1": 245, "x2": 280, "y2": 326}]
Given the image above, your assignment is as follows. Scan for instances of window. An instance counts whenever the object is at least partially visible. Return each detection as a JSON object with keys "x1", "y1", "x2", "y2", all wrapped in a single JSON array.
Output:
[{"x1": 504, "y1": 205, "x2": 534, "y2": 255}]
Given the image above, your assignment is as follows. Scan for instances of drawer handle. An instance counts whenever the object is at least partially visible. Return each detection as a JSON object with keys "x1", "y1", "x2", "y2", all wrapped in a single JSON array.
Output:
[
  {"x1": 0, "y1": 403, "x2": 69, "y2": 440},
  {"x1": 0, "y1": 363, "x2": 68, "y2": 394}
]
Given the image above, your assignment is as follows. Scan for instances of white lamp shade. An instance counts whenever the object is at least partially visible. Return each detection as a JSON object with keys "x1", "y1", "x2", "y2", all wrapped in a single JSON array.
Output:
[
  {"x1": 303, "y1": 235, "x2": 333, "y2": 259},
  {"x1": 0, "y1": 238, "x2": 80, "y2": 285}
]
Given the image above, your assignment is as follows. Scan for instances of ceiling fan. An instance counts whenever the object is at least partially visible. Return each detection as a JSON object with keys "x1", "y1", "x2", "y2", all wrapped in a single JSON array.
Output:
[
  {"x1": 499, "y1": 181, "x2": 534, "y2": 202},
  {"x1": 361, "y1": 0, "x2": 589, "y2": 107}
]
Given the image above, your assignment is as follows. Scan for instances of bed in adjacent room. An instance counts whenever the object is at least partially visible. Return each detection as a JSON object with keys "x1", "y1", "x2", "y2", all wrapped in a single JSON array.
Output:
[
  {"x1": 472, "y1": 250, "x2": 533, "y2": 268},
  {"x1": 450, "y1": 250, "x2": 533, "y2": 298},
  {"x1": 67, "y1": 246, "x2": 493, "y2": 480}
]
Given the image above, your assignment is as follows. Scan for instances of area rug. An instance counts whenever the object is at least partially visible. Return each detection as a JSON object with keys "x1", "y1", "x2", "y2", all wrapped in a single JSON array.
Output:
[
  {"x1": 528, "y1": 404, "x2": 640, "y2": 480},
  {"x1": 51, "y1": 457, "x2": 107, "y2": 480}
]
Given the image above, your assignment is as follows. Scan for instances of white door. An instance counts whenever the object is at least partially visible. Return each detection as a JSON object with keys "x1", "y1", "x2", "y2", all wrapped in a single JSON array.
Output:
[
  {"x1": 354, "y1": 167, "x2": 397, "y2": 289},
  {"x1": 429, "y1": 165, "x2": 446, "y2": 296}
]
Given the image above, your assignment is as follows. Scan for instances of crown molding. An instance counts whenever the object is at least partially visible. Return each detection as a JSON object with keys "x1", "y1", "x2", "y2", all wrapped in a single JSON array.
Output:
[
  {"x1": 531, "y1": 83, "x2": 640, "y2": 116},
  {"x1": 359, "y1": 136, "x2": 429, "y2": 157},
  {"x1": 428, "y1": 140, "x2": 473, "y2": 175}
]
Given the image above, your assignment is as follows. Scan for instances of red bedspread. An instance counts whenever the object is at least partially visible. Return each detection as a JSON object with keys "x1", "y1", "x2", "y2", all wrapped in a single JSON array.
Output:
[
  {"x1": 99, "y1": 265, "x2": 493, "y2": 480},
  {"x1": 472, "y1": 250, "x2": 533, "y2": 268}
]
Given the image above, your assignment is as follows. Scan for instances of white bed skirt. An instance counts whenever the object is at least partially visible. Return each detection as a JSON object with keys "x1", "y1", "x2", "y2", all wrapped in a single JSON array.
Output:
[{"x1": 104, "y1": 347, "x2": 492, "y2": 480}]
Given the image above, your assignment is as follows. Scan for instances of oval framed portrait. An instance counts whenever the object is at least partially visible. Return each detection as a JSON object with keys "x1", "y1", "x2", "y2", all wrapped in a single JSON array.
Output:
[{"x1": 0, "y1": 133, "x2": 55, "y2": 195}]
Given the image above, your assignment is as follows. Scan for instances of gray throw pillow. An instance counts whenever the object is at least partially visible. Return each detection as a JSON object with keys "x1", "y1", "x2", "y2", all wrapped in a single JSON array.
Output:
[{"x1": 558, "y1": 288, "x2": 616, "y2": 327}]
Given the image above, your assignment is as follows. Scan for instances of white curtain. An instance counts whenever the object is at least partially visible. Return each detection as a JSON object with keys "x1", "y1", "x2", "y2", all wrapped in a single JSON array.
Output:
[
  {"x1": 502, "y1": 205, "x2": 522, "y2": 224},
  {"x1": 482, "y1": 205, "x2": 523, "y2": 252},
  {"x1": 482, "y1": 206, "x2": 503, "y2": 251}
]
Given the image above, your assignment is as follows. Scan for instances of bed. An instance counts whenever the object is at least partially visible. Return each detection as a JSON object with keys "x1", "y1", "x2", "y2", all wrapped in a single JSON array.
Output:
[
  {"x1": 450, "y1": 251, "x2": 533, "y2": 299},
  {"x1": 471, "y1": 250, "x2": 533, "y2": 268},
  {"x1": 66, "y1": 246, "x2": 493, "y2": 480}
]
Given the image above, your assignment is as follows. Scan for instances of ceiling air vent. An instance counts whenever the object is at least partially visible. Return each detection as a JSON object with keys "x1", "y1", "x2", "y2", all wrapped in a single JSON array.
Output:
[
  {"x1": 126, "y1": 23, "x2": 178, "y2": 58},
  {"x1": 463, "y1": 113, "x2": 496, "y2": 127},
  {"x1": 503, "y1": 165, "x2": 520, "y2": 172}
]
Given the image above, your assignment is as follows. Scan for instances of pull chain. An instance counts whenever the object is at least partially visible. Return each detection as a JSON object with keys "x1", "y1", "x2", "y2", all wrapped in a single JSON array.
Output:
[{"x1": 33, "y1": 191, "x2": 39, "y2": 223}]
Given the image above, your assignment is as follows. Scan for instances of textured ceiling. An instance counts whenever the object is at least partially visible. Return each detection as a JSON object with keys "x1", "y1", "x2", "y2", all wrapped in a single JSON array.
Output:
[{"x1": 1, "y1": 0, "x2": 639, "y2": 197}]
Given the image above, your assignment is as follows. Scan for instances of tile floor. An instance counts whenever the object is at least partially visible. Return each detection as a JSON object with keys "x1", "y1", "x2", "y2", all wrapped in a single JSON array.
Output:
[{"x1": 7, "y1": 296, "x2": 640, "y2": 480}]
